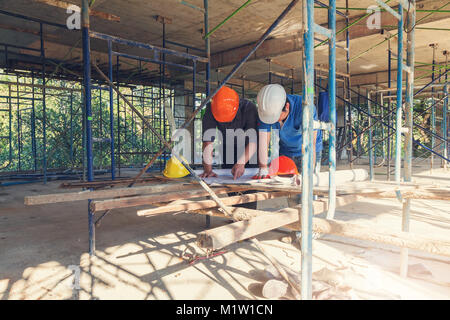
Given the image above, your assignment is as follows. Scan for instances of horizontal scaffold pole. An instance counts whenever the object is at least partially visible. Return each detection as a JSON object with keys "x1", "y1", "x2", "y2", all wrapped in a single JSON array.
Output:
[
  {"x1": 90, "y1": 187, "x2": 242, "y2": 212},
  {"x1": 89, "y1": 31, "x2": 208, "y2": 63}
]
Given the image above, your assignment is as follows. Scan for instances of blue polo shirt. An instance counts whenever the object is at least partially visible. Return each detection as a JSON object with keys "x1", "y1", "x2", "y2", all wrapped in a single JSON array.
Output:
[{"x1": 258, "y1": 94, "x2": 323, "y2": 158}]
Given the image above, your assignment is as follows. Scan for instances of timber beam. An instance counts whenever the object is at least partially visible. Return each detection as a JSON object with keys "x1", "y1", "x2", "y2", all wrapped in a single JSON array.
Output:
[
  {"x1": 137, "y1": 191, "x2": 290, "y2": 217},
  {"x1": 197, "y1": 195, "x2": 360, "y2": 250},
  {"x1": 26, "y1": 182, "x2": 202, "y2": 205},
  {"x1": 197, "y1": 204, "x2": 450, "y2": 257},
  {"x1": 90, "y1": 186, "x2": 247, "y2": 212}
]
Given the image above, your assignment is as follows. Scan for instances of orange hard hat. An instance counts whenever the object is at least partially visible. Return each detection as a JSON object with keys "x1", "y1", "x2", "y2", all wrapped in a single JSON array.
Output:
[
  {"x1": 211, "y1": 86, "x2": 239, "y2": 123},
  {"x1": 268, "y1": 156, "x2": 299, "y2": 177}
]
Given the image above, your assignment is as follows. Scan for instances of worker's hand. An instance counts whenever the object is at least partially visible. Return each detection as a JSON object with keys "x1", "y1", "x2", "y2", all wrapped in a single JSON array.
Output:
[
  {"x1": 199, "y1": 170, "x2": 218, "y2": 178},
  {"x1": 251, "y1": 167, "x2": 271, "y2": 180},
  {"x1": 231, "y1": 163, "x2": 246, "y2": 180},
  {"x1": 292, "y1": 174, "x2": 301, "y2": 186}
]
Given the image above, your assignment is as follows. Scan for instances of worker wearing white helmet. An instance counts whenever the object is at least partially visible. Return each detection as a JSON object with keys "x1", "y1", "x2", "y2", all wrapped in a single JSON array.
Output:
[{"x1": 254, "y1": 84, "x2": 322, "y2": 190}]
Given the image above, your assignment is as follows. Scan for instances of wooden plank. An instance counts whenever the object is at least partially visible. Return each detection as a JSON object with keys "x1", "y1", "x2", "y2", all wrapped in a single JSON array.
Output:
[
  {"x1": 198, "y1": 205, "x2": 450, "y2": 257},
  {"x1": 217, "y1": 169, "x2": 368, "y2": 189},
  {"x1": 25, "y1": 183, "x2": 201, "y2": 205},
  {"x1": 33, "y1": 0, "x2": 121, "y2": 22},
  {"x1": 137, "y1": 192, "x2": 291, "y2": 217},
  {"x1": 189, "y1": 196, "x2": 350, "y2": 220},
  {"x1": 91, "y1": 187, "x2": 246, "y2": 212},
  {"x1": 59, "y1": 176, "x2": 172, "y2": 189},
  {"x1": 197, "y1": 195, "x2": 360, "y2": 250}
]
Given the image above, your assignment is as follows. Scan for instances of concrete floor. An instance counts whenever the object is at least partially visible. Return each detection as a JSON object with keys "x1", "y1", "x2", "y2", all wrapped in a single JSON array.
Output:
[{"x1": 0, "y1": 164, "x2": 449, "y2": 300}]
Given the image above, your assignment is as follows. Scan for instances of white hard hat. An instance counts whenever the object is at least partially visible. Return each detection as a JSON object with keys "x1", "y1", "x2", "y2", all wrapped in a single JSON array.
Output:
[{"x1": 257, "y1": 84, "x2": 287, "y2": 124}]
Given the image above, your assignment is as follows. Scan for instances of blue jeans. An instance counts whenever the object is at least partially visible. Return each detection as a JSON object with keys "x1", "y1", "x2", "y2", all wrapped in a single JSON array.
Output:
[{"x1": 287, "y1": 150, "x2": 322, "y2": 207}]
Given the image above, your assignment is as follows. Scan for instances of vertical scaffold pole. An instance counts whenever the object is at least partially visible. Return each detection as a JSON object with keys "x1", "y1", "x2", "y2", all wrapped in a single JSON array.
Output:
[
  {"x1": 401, "y1": 0, "x2": 415, "y2": 278},
  {"x1": 31, "y1": 71, "x2": 37, "y2": 172},
  {"x1": 192, "y1": 60, "x2": 197, "y2": 145},
  {"x1": 345, "y1": 1, "x2": 352, "y2": 168},
  {"x1": 40, "y1": 23, "x2": 47, "y2": 184},
  {"x1": 444, "y1": 51, "x2": 449, "y2": 171},
  {"x1": 204, "y1": 0, "x2": 211, "y2": 228},
  {"x1": 161, "y1": 20, "x2": 167, "y2": 170},
  {"x1": 17, "y1": 78, "x2": 21, "y2": 172},
  {"x1": 327, "y1": 0, "x2": 336, "y2": 220},
  {"x1": 108, "y1": 40, "x2": 116, "y2": 180},
  {"x1": 387, "y1": 44, "x2": 392, "y2": 180},
  {"x1": 300, "y1": 0, "x2": 315, "y2": 300},
  {"x1": 368, "y1": 90, "x2": 374, "y2": 181},
  {"x1": 116, "y1": 55, "x2": 121, "y2": 176},
  {"x1": 82, "y1": 0, "x2": 95, "y2": 255},
  {"x1": 430, "y1": 43, "x2": 437, "y2": 173},
  {"x1": 394, "y1": 4, "x2": 404, "y2": 184},
  {"x1": 70, "y1": 90, "x2": 74, "y2": 166}
]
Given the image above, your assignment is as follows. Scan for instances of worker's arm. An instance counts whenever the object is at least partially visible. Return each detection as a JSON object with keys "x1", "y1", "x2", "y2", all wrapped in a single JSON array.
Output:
[
  {"x1": 258, "y1": 130, "x2": 271, "y2": 169},
  {"x1": 231, "y1": 141, "x2": 257, "y2": 180},
  {"x1": 199, "y1": 141, "x2": 217, "y2": 178},
  {"x1": 251, "y1": 130, "x2": 271, "y2": 179}
]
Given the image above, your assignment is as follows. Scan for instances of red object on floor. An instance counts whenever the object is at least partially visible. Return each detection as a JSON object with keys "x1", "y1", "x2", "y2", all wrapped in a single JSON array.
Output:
[{"x1": 268, "y1": 156, "x2": 299, "y2": 177}]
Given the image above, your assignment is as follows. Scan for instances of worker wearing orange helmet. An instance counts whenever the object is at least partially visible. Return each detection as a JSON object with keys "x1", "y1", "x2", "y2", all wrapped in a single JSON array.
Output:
[{"x1": 199, "y1": 86, "x2": 259, "y2": 180}]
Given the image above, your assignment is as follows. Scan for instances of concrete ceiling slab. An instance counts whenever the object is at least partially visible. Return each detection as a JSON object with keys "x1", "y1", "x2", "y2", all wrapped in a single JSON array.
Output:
[{"x1": 0, "y1": 0, "x2": 449, "y2": 88}]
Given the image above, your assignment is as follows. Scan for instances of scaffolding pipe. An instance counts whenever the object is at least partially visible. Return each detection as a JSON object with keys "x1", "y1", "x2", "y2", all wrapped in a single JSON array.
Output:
[
  {"x1": 116, "y1": 55, "x2": 121, "y2": 175},
  {"x1": 112, "y1": 51, "x2": 194, "y2": 71},
  {"x1": 431, "y1": 44, "x2": 437, "y2": 172},
  {"x1": 394, "y1": 3, "x2": 404, "y2": 184},
  {"x1": 89, "y1": 31, "x2": 208, "y2": 63},
  {"x1": 314, "y1": 0, "x2": 346, "y2": 17},
  {"x1": 318, "y1": 81, "x2": 450, "y2": 164},
  {"x1": 17, "y1": 78, "x2": 21, "y2": 172},
  {"x1": 327, "y1": 0, "x2": 337, "y2": 220},
  {"x1": 204, "y1": 0, "x2": 211, "y2": 228},
  {"x1": 387, "y1": 47, "x2": 392, "y2": 180},
  {"x1": 69, "y1": 90, "x2": 74, "y2": 167},
  {"x1": 345, "y1": 8, "x2": 352, "y2": 167},
  {"x1": 108, "y1": 40, "x2": 116, "y2": 180},
  {"x1": 40, "y1": 23, "x2": 48, "y2": 184},
  {"x1": 401, "y1": 1, "x2": 415, "y2": 278},
  {"x1": 31, "y1": 71, "x2": 37, "y2": 172},
  {"x1": 444, "y1": 52, "x2": 449, "y2": 170},
  {"x1": 368, "y1": 91, "x2": 374, "y2": 181},
  {"x1": 161, "y1": 20, "x2": 167, "y2": 169},
  {"x1": 82, "y1": 0, "x2": 95, "y2": 255}
]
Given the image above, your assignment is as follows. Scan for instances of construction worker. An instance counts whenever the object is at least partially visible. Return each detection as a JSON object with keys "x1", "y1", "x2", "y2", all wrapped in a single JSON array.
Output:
[
  {"x1": 199, "y1": 86, "x2": 259, "y2": 180},
  {"x1": 254, "y1": 84, "x2": 322, "y2": 207}
]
